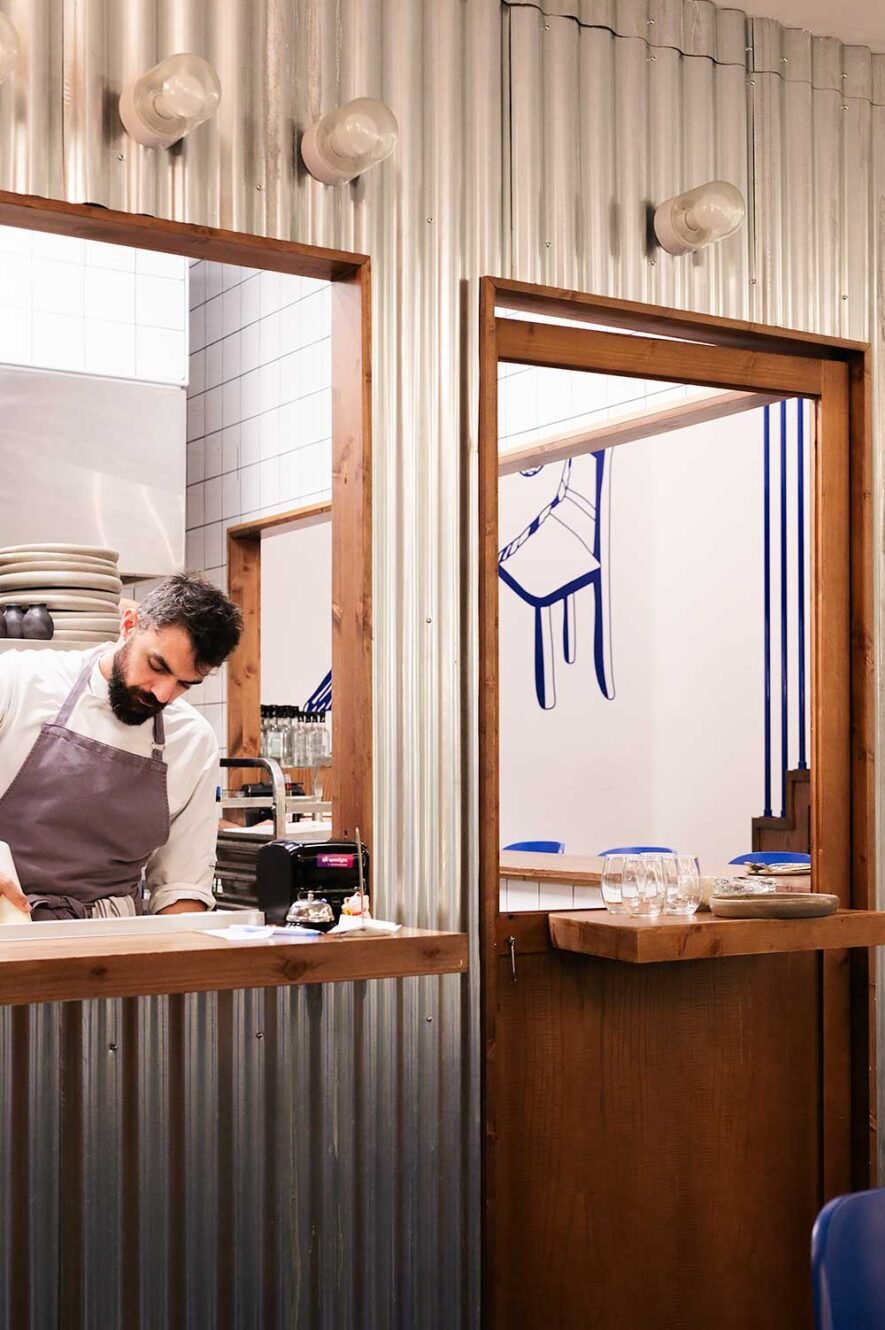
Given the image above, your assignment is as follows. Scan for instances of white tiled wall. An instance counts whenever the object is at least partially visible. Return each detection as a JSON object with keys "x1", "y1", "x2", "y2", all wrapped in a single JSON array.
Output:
[
  {"x1": 0, "y1": 225, "x2": 188, "y2": 383},
  {"x1": 181, "y1": 259, "x2": 332, "y2": 748},
  {"x1": 499, "y1": 877, "x2": 603, "y2": 911}
]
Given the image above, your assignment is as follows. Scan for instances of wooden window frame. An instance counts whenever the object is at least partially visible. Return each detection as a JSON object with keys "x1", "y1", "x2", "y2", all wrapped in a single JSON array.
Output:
[
  {"x1": 479, "y1": 276, "x2": 874, "y2": 1321},
  {"x1": 0, "y1": 191, "x2": 372, "y2": 842}
]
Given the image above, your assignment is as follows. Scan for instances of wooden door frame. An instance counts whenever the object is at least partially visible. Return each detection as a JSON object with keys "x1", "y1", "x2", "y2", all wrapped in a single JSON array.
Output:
[
  {"x1": 479, "y1": 276, "x2": 874, "y2": 1323},
  {"x1": 0, "y1": 191, "x2": 372, "y2": 842}
]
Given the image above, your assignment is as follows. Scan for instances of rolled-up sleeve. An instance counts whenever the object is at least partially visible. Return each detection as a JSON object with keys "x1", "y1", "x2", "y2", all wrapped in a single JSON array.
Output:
[{"x1": 145, "y1": 734, "x2": 219, "y2": 913}]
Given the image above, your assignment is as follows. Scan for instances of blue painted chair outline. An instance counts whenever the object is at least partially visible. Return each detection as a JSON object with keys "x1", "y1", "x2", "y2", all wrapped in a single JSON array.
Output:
[
  {"x1": 502, "y1": 840, "x2": 565, "y2": 854},
  {"x1": 729, "y1": 851, "x2": 810, "y2": 865},
  {"x1": 598, "y1": 845, "x2": 675, "y2": 856},
  {"x1": 812, "y1": 1188, "x2": 885, "y2": 1329},
  {"x1": 499, "y1": 450, "x2": 614, "y2": 710}
]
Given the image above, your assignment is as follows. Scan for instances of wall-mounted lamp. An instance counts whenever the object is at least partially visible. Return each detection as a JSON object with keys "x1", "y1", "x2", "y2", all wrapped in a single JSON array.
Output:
[
  {"x1": 302, "y1": 98, "x2": 398, "y2": 185},
  {"x1": 653, "y1": 180, "x2": 746, "y2": 256},
  {"x1": 119, "y1": 53, "x2": 221, "y2": 150},
  {"x1": 0, "y1": 14, "x2": 20, "y2": 85}
]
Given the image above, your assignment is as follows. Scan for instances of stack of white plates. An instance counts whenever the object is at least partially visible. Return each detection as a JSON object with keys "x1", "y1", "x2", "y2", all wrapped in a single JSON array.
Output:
[{"x1": 0, "y1": 544, "x2": 122, "y2": 650}]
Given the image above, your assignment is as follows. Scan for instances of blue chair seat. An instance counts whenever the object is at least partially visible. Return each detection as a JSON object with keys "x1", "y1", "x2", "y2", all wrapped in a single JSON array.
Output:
[
  {"x1": 729, "y1": 851, "x2": 810, "y2": 865},
  {"x1": 502, "y1": 840, "x2": 565, "y2": 854},
  {"x1": 812, "y1": 1188, "x2": 885, "y2": 1328},
  {"x1": 598, "y1": 844, "x2": 675, "y2": 856}
]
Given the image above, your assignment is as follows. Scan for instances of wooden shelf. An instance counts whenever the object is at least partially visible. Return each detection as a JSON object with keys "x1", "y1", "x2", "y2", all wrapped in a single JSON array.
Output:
[
  {"x1": 0, "y1": 926, "x2": 468, "y2": 1006},
  {"x1": 548, "y1": 908, "x2": 885, "y2": 965}
]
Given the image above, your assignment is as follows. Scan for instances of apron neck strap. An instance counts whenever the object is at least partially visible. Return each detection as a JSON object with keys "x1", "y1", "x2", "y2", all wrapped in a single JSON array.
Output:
[{"x1": 56, "y1": 649, "x2": 166, "y2": 762}]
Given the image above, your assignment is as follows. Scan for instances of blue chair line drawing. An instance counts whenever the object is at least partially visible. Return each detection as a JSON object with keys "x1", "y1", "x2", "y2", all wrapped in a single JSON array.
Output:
[
  {"x1": 502, "y1": 840, "x2": 565, "y2": 854},
  {"x1": 729, "y1": 851, "x2": 810, "y2": 865},
  {"x1": 598, "y1": 845, "x2": 676, "y2": 856},
  {"x1": 498, "y1": 449, "x2": 614, "y2": 710},
  {"x1": 812, "y1": 1188, "x2": 885, "y2": 1329}
]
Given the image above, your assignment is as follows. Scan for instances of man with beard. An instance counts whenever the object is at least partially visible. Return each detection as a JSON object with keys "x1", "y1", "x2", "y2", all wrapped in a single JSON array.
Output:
[{"x1": 0, "y1": 574, "x2": 242, "y2": 920}]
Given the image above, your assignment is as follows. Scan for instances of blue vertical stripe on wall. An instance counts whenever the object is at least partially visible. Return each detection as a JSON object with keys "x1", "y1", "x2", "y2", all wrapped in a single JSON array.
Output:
[
  {"x1": 763, "y1": 405, "x2": 773, "y2": 819},
  {"x1": 796, "y1": 399, "x2": 808, "y2": 770}
]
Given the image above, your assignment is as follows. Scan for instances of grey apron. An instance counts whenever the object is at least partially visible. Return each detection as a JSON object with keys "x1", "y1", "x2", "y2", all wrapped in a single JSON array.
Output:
[{"x1": 0, "y1": 650, "x2": 169, "y2": 920}]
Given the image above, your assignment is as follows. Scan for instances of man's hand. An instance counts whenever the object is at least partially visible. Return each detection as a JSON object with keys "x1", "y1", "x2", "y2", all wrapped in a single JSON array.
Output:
[
  {"x1": 157, "y1": 900, "x2": 209, "y2": 915},
  {"x1": 0, "y1": 872, "x2": 30, "y2": 915}
]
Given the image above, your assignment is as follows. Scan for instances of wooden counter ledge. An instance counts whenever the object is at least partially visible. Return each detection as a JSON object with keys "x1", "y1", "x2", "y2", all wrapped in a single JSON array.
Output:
[
  {"x1": 548, "y1": 908, "x2": 885, "y2": 964},
  {"x1": 0, "y1": 926, "x2": 468, "y2": 1006}
]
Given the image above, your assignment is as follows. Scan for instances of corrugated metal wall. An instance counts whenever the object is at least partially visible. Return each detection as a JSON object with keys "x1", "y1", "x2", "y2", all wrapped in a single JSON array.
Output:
[{"x1": 0, "y1": 0, "x2": 882, "y2": 1324}]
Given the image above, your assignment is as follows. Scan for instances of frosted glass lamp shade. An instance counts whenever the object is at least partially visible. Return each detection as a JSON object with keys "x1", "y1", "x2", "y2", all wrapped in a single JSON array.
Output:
[
  {"x1": 654, "y1": 180, "x2": 746, "y2": 256},
  {"x1": 302, "y1": 98, "x2": 399, "y2": 185},
  {"x1": 120, "y1": 53, "x2": 221, "y2": 150},
  {"x1": 0, "y1": 14, "x2": 20, "y2": 85}
]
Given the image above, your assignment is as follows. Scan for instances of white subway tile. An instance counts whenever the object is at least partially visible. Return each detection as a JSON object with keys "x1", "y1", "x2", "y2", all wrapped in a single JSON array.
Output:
[
  {"x1": 187, "y1": 438, "x2": 205, "y2": 485},
  {"x1": 301, "y1": 338, "x2": 331, "y2": 389},
  {"x1": 86, "y1": 240, "x2": 134, "y2": 271},
  {"x1": 185, "y1": 525, "x2": 205, "y2": 570},
  {"x1": 221, "y1": 264, "x2": 244, "y2": 290},
  {"x1": 303, "y1": 388, "x2": 332, "y2": 444},
  {"x1": 85, "y1": 320, "x2": 136, "y2": 377},
  {"x1": 279, "y1": 300, "x2": 301, "y2": 356},
  {"x1": 86, "y1": 267, "x2": 135, "y2": 322},
  {"x1": 278, "y1": 273, "x2": 303, "y2": 306},
  {"x1": 241, "y1": 367, "x2": 261, "y2": 419},
  {"x1": 204, "y1": 385, "x2": 223, "y2": 434},
  {"x1": 186, "y1": 483, "x2": 205, "y2": 527},
  {"x1": 136, "y1": 249, "x2": 186, "y2": 280},
  {"x1": 259, "y1": 359, "x2": 280, "y2": 410},
  {"x1": 204, "y1": 294, "x2": 223, "y2": 346},
  {"x1": 221, "y1": 330, "x2": 242, "y2": 380},
  {"x1": 259, "y1": 310, "x2": 280, "y2": 364},
  {"x1": 573, "y1": 886, "x2": 604, "y2": 910},
  {"x1": 188, "y1": 261, "x2": 207, "y2": 309},
  {"x1": 259, "y1": 456, "x2": 280, "y2": 508},
  {"x1": 298, "y1": 276, "x2": 327, "y2": 300},
  {"x1": 31, "y1": 231, "x2": 83, "y2": 262},
  {"x1": 278, "y1": 399, "x2": 302, "y2": 451},
  {"x1": 136, "y1": 274, "x2": 184, "y2": 331},
  {"x1": 505, "y1": 879, "x2": 541, "y2": 911},
  {"x1": 239, "y1": 463, "x2": 261, "y2": 511},
  {"x1": 189, "y1": 348, "x2": 206, "y2": 395},
  {"x1": 538, "y1": 885, "x2": 575, "y2": 911},
  {"x1": 221, "y1": 284, "x2": 242, "y2": 338},
  {"x1": 32, "y1": 260, "x2": 83, "y2": 317},
  {"x1": 259, "y1": 269, "x2": 282, "y2": 316},
  {"x1": 259, "y1": 408, "x2": 280, "y2": 460},
  {"x1": 203, "y1": 475, "x2": 222, "y2": 524},
  {"x1": 300, "y1": 287, "x2": 331, "y2": 342},
  {"x1": 222, "y1": 470, "x2": 240, "y2": 520},
  {"x1": 222, "y1": 424, "x2": 240, "y2": 473},
  {"x1": 205, "y1": 262, "x2": 224, "y2": 302},
  {"x1": 0, "y1": 308, "x2": 31, "y2": 362},
  {"x1": 136, "y1": 327, "x2": 186, "y2": 383},
  {"x1": 203, "y1": 520, "x2": 223, "y2": 569},
  {"x1": 205, "y1": 338, "x2": 223, "y2": 389},
  {"x1": 279, "y1": 350, "x2": 304, "y2": 404},
  {"x1": 240, "y1": 322, "x2": 261, "y2": 374},
  {"x1": 278, "y1": 448, "x2": 302, "y2": 502},
  {"x1": 186, "y1": 395, "x2": 205, "y2": 442},
  {"x1": 241, "y1": 274, "x2": 261, "y2": 325},
  {"x1": 0, "y1": 255, "x2": 32, "y2": 308},
  {"x1": 32, "y1": 312, "x2": 83, "y2": 372},
  {"x1": 0, "y1": 227, "x2": 32, "y2": 257},
  {"x1": 240, "y1": 416, "x2": 261, "y2": 467},
  {"x1": 222, "y1": 377, "x2": 241, "y2": 425},
  {"x1": 189, "y1": 304, "x2": 206, "y2": 353},
  {"x1": 204, "y1": 431, "x2": 223, "y2": 479},
  {"x1": 200, "y1": 669, "x2": 223, "y2": 705}
]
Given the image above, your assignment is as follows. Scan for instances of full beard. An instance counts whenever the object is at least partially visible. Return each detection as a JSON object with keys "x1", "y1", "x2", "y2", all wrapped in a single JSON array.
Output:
[{"x1": 108, "y1": 641, "x2": 164, "y2": 726}]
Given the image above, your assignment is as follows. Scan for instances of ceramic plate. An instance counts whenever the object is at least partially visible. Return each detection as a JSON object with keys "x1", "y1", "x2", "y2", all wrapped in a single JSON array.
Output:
[
  {"x1": 48, "y1": 613, "x2": 121, "y2": 630},
  {"x1": 0, "y1": 557, "x2": 120, "y2": 575},
  {"x1": 0, "y1": 592, "x2": 120, "y2": 612},
  {"x1": 0, "y1": 571, "x2": 123, "y2": 593},
  {"x1": 709, "y1": 892, "x2": 838, "y2": 919},
  {"x1": 0, "y1": 543, "x2": 119, "y2": 561}
]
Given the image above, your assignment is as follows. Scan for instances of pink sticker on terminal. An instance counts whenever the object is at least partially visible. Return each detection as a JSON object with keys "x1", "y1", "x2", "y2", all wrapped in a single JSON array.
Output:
[{"x1": 317, "y1": 853, "x2": 354, "y2": 868}]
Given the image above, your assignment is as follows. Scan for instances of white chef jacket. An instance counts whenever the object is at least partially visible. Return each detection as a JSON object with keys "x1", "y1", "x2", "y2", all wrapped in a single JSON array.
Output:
[{"x1": 0, "y1": 643, "x2": 218, "y2": 912}]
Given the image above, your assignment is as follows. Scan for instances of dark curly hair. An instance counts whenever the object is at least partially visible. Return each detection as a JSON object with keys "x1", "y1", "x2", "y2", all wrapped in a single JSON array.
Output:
[{"x1": 138, "y1": 574, "x2": 243, "y2": 670}]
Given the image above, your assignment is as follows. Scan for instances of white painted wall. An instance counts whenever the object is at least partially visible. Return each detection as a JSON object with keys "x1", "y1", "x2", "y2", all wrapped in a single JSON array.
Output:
[
  {"x1": 260, "y1": 517, "x2": 332, "y2": 709},
  {"x1": 499, "y1": 385, "x2": 810, "y2": 874}
]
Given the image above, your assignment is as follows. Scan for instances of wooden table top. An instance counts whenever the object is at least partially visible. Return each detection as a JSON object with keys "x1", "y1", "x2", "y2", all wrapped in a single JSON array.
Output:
[
  {"x1": 500, "y1": 850, "x2": 811, "y2": 889},
  {"x1": 0, "y1": 925, "x2": 469, "y2": 1007}
]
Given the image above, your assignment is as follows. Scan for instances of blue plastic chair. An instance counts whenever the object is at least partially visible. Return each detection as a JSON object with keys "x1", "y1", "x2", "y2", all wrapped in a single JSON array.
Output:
[
  {"x1": 502, "y1": 840, "x2": 565, "y2": 854},
  {"x1": 812, "y1": 1188, "x2": 885, "y2": 1328},
  {"x1": 729, "y1": 851, "x2": 811, "y2": 865},
  {"x1": 598, "y1": 845, "x2": 675, "y2": 856}
]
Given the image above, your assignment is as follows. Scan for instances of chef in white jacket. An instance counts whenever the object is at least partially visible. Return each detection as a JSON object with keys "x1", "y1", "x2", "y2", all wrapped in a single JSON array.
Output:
[{"x1": 0, "y1": 574, "x2": 242, "y2": 921}]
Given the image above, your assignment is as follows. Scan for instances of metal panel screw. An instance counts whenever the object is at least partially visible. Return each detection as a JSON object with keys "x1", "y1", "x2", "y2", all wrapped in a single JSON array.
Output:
[
  {"x1": 840, "y1": 104, "x2": 848, "y2": 111},
  {"x1": 108, "y1": 1043, "x2": 117, "y2": 1052},
  {"x1": 647, "y1": 54, "x2": 657, "y2": 62},
  {"x1": 426, "y1": 1016, "x2": 433, "y2": 1023},
  {"x1": 425, "y1": 616, "x2": 432, "y2": 623},
  {"x1": 749, "y1": 78, "x2": 756, "y2": 86},
  {"x1": 545, "y1": 241, "x2": 551, "y2": 248},
  {"x1": 256, "y1": 1031, "x2": 264, "y2": 1039},
  {"x1": 256, "y1": 184, "x2": 263, "y2": 190},
  {"x1": 750, "y1": 278, "x2": 757, "y2": 285},
  {"x1": 649, "y1": 258, "x2": 656, "y2": 266},
  {"x1": 427, "y1": 217, "x2": 433, "y2": 223},
  {"x1": 647, "y1": 16, "x2": 656, "y2": 24},
  {"x1": 117, "y1": 154, "x2": 125, "y2": 161},
  {"x1": 842, "y1": 294, "x2": 849, "y2": 301}
]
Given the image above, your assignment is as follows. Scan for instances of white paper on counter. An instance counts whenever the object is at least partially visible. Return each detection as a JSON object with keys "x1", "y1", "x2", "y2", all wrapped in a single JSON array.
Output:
[
  {"x1": 330, "y1": 916, "x2": 402, "y2": 936},
  {"x1": 212, "y1": 924, "x2": 323, "y2": 944}
]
